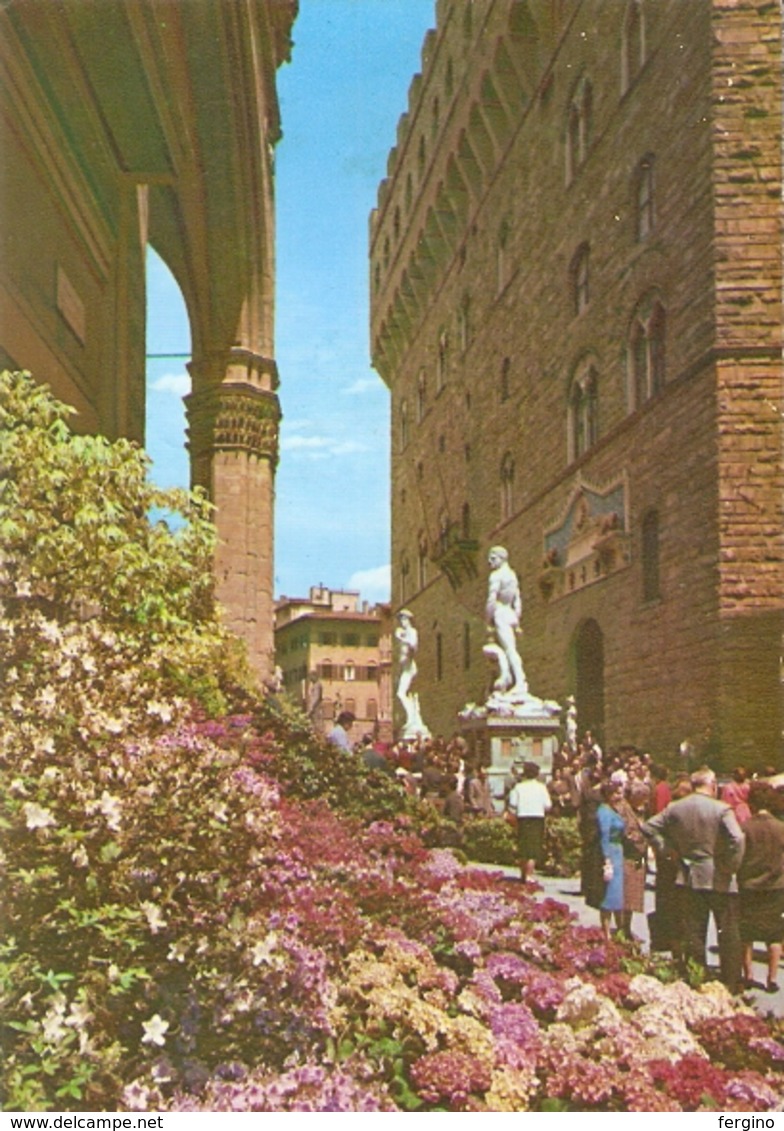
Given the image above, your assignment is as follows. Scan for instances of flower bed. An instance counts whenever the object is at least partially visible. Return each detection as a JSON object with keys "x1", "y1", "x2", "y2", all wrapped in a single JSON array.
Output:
[
  {"x1": 5, "y1": 707, "x2": 784, "y2": 1111},
  {"x1": 3, "y1": 370, "x2": 784, "y2": 1112}
]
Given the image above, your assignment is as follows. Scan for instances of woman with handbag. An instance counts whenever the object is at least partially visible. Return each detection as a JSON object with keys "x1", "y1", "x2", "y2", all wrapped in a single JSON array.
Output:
[{"x1": 596, "y1": 780, "x2": 626, "y2": 939}]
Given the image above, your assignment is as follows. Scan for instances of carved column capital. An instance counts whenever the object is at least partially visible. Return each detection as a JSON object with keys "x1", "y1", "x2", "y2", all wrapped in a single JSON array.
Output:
[{"x1": 186, "y1": 382, "x2": 281, "y2": 467}]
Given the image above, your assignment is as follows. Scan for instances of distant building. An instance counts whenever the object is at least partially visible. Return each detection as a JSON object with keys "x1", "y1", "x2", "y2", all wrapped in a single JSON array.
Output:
[
  {"x1": 370, "y1": 0, "x2": 782, "y2": 764},
  {"x1": 275, "y1": 587, "x2": 393, "y2": 746},
  {"x1": 0, "y1": 0, "x2": 297, "y2": 679}
]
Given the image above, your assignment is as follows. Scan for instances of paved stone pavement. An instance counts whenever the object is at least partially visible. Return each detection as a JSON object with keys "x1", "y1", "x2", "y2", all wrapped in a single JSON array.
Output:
[{"x1": 473, "y1": 861, "x2": 784, "y2": 1020}]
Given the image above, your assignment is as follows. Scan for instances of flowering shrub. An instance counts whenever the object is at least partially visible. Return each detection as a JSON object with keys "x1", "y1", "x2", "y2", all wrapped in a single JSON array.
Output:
[
  {"x1": 4, "y1": 370, "x2": 784, "y2": 1112},
  {"x1": 462, "y1": 818, "x2": 517, "y2": 866},
  {"x1": 542, "y1": 816, "x2": 582, "y2": 877},
  {"x1": 410, "y1": 1050, "x2": 492, "y2": 1108}
]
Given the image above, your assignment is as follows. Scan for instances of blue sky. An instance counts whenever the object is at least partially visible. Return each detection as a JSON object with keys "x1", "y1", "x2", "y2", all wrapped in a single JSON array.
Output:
[{"x1": 145, "y1": 0, "x2": 435, "y2": 605}]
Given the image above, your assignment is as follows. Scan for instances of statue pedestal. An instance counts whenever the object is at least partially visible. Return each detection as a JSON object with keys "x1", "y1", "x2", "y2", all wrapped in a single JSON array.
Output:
[{"x1": 459, "y1": 697, "x2": 561, "y2": 810}]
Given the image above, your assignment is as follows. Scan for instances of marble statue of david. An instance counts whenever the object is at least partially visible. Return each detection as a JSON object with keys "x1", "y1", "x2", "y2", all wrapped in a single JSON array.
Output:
[{"x1": 484, "y1": 546, "x2": 529, "y2": 700}]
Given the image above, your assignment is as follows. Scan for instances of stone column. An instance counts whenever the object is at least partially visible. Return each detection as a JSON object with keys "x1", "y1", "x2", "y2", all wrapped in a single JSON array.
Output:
[{"x1": 186, "y1": 350, "x2": 280, "y2": 680}]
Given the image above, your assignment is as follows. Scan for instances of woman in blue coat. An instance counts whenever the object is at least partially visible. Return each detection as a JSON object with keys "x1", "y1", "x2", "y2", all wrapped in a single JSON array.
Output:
[{"x1": 596, "y1": 780, "x2": 626, "y2": 939}]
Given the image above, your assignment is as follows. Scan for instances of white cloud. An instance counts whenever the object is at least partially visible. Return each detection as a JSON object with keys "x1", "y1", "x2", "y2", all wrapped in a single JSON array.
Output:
[
  {"x1": 280, "y1": 433, "x2": 370, "y2": 459},
  {"x1": 150, "y1": 373, "x2": 191, "y2": 397},
  {"x1": 347, "y1": 564, "x2": 390, "y2": 605},
  {"x1": 341, "y1": 377, "x2": 382, "y2": 396},
  {"x1": 281, "y1": 435, "x2": 330, "y2": 451},
  {"x1": 330, "y1": 440, "x2": 370, "y2": 455}
]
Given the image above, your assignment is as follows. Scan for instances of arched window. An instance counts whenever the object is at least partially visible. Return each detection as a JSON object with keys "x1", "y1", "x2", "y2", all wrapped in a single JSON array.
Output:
[
  {"x1": 417, "y1": 369, "x2": 427, "y2": 422},
  {"x1": 580, "y1": 81, "x2": 593, "y2": 154},
  {"x1": 367, "y1": 698, "x2": 378, "y2": 720},
  {"x1": 621, "y1": 0, "x2": 645, "y2": 95},
  {"x1": 566, "y1": 103, "x2": 580, "y2": 184},
  {"x1": 570, "y1": 242, "x2": 590, "y2": 315},
  {"x1": 445, "y1": 57, "x2": 454, "y2": 97},
  {"x1": 635, "y1": 154, "x2": 655, "y2": 240},
  {"x1": 500, "y1": 356, "x2": 511, "y2": 401},
  {"x1": 366, "y1": 663, "x2": 378, "y2": 684},
  {"x1": 628, "y1": 296, "x2": 667, "y2": 410},
  {"x1": 631, "y1": 320, "x2": 648, "y2": 409},
  {"x1": 568, "y1": 362, "x2": 600, "y2": 461},
  {"x1": 400, "y1": 554, "x2": 410, "y2": 603},
  {"x1": 497, "y1": 220, "x2": 510, "y2": 294},
  {"x1": 344, "y1": 661, "x2": 356, "y2": 682},
  {"x1": 500, "y1": 451, "x2": 515, "y2": 520},
  {"x1": 436, "y1": 328, "x2": 449, "y2": 391},
  {"x1": 399, "y1": 398, "x2": 409, "y2": 450},
  {"x1": 418, "y1": 531, "x2": 428, "y2": 589},
  {"x1": 641, "y1": 508, "x2": 661, "y2": 601},
  {"x1": 649, "y1": 303, "x2": 666, "y2": 395},
  {"x1": 345, "y1": 697, "x2": 356, "y2": 716},
  {"x1": 566, "y1": 78, "x2": 593, "y2": 183},
  {"x1": 437, "y1": 508, "x2": 450, "y2": 557}
]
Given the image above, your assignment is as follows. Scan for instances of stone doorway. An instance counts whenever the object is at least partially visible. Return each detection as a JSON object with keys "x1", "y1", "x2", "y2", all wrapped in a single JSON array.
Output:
[{"x1": 574, "y1": 618, "x2": 605, "y2": 744}]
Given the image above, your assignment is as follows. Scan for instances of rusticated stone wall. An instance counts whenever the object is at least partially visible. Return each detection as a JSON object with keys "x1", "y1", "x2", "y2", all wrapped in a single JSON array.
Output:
[{"x1": 371, "y1": 0, "x2": 782, "y2": 764}]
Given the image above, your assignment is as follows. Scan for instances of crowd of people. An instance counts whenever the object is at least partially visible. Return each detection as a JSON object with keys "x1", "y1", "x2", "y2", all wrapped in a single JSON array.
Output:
[
  {"x1": 327, "y1": 713, "x2": 784, "y2": 996},
  {"x1": 569, "y1": 741, "x2": 784, "y2": 995}
]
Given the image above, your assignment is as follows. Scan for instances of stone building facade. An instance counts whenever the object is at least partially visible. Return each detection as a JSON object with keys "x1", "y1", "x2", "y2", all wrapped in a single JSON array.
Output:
[
  {"x1": 370, "y1": 0, "x2": 782, "y2": 765},
  {"x1": 0, "y1": 0, "x2": 297, "y2": 679},
  {"x1": 275, "y1": 587, "x2": 393, "y2": 747}
]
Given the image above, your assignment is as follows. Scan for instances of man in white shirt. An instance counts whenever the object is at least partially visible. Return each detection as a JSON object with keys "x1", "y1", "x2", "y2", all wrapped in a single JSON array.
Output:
[{"x1": 507, "y1": 760, "x2": 552, "y2": 882}]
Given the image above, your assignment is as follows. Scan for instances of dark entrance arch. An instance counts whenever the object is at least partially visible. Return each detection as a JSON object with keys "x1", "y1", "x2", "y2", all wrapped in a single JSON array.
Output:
[{"x1": 574, "y1": 619, "x2": 605, "y2": 742}]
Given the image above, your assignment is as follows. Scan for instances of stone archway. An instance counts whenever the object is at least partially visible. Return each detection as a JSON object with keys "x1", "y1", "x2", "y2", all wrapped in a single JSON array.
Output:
[{"x1": 574, "y1": 618, "x2": 605, "y2": 743}]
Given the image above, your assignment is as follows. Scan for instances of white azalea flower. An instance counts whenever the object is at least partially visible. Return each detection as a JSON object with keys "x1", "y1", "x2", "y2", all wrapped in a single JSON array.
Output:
[
  {"x1": 141, "y1": 901, "x2": 167, "y2": 934},
  {"x1": 167, "y1": 941, "x2": 187, "y2": 964},
  {"x1": 98, "y1": 790, "x2": 122, "y2": 831},
  {"x1": 36, "y1": 685, "x2": 57, "y2": 716},
  {"x1": 146, "y1": 700, "x2": 173, "y2": 723},
  {"x1": 41, "y1": 994, "x2": 67, "y2": 1044},
  {"x1": 66, "y1": 1000, "x2": 93, "y2": 1030},
  {"x1": 39, "y1": 619, "x2": 61, "y2": 643},
  {"x1": 23, "y1": 802, "x2": 56, "y2": 830},
  {"x1": 71, "y1": 844, "x2": 89, "y2": 868},
  {"x1": 251, "y1": 931, "x2": 282, "y2": 967},
  {"x1": 141, "y1": 1014, "x2": 169, "y2": 1047}
]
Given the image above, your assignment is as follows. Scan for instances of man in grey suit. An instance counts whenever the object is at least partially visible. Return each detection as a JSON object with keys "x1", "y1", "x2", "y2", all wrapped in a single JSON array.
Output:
[{"x1": 642, "y1": 766, "x2": 745, "y2": 993}]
